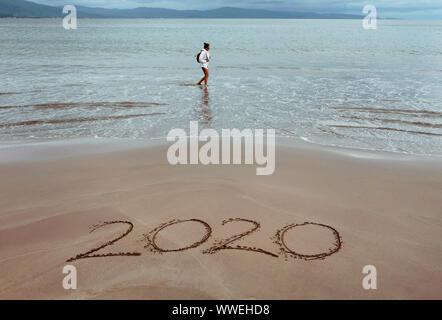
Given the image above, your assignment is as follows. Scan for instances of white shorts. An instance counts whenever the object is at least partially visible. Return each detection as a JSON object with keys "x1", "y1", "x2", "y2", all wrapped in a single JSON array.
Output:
[{"x1": 200, "y1": 63, "x2": 209, "y2": 69}]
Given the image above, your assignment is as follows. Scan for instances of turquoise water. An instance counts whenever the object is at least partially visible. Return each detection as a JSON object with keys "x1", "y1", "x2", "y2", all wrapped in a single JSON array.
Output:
[{"x1": 0, "y1": 19, "x2": 441, "y2": 154}]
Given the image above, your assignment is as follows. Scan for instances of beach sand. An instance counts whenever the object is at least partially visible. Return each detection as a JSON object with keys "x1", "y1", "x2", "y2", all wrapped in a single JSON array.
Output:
[{"x1": 0, "y1": 139, "x2": 441, "y2": 299}]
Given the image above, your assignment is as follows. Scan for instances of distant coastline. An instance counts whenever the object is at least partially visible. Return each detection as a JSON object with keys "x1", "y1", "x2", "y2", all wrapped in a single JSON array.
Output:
[{"x1": 0, "y1": 0, "x2": 365, "y2": 19}]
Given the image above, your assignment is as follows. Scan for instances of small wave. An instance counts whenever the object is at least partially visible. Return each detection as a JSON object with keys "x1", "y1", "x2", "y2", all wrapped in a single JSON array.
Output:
[
  {"x1": 214, "y1": 66, "x2": 302, "y2": 71},
  {"x1": 341, "y1": 115, "x2": 442, "y2": 129},
  {"x1": 378, "y1": 99, "x2": 401, "y2": 103},
  {"x1": 332, "y1": 125, "x2": 442, "y2": 137},
  {"x1": 215, "y1": 66, "x2": 251, "y2": 70},
  {"x1": 0, "y1": 101, "x2": 168, "y2": 110},
  {"x1": 262, "y1": 123, "x2": 296, "y2": 135},
  {"x1": 318, "y1": 127, "x2": 345, "y2": 137},
  {"x1": 62, "y1": 84, "x2": 85, "y2": 87},
  {"x1": 331, "y1": 106, "x2": 442, "y2": 118},
  {"x1": 0, "y1": 113, "x2": 165, "y2": 128}
]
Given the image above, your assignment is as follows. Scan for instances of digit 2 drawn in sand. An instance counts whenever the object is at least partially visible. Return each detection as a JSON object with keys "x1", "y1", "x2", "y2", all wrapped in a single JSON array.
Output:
[
  {"x1": 202, "y1": 218, "x2": 278, "y2": 257},
  {"x1": 143, "y1": 219, "x2": 212, "y2": 253},
  {"x1": 67, "y1": 221, "x2": 141, "y2": 262}
]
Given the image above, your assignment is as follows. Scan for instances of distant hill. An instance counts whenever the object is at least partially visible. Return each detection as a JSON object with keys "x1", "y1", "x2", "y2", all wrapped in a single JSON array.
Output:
[
  {"x1": 74, "y1": 6, "x2": 364, "y2": 19},
  {"x1": 0, "y1": 0, "x2": 60, "y2": 17},
  {"x1": 0, "y1": 0, "x2": 364, "y2": 19}
]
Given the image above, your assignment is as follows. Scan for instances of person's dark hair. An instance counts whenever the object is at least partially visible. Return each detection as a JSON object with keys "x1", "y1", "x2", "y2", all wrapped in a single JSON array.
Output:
[{"x1": 204, "y1": 43, "x2": 210, "y2": 49}]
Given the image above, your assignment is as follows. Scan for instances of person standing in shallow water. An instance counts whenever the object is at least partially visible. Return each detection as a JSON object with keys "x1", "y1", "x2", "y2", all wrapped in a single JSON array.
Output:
[{"x1": 197, "y1": 43, "x2": 211, "y2": 86}]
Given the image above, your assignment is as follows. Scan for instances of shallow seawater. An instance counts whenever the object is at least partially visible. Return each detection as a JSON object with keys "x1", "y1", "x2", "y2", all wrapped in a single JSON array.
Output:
[{"x1": 0, "y1": 19, "x2": 441, "y2": 154}]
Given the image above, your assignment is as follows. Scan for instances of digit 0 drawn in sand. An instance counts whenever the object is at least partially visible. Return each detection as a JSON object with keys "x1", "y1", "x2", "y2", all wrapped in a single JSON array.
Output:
[
  {"x1": 202, "y1": 218, "x2": 279, "y2": 258},
  {"x1": 143, "y1": 219, "x2": 212, "y2": 253},
  {"x1": 67, "y1": 220, "x2": 141, "y2": 262},
  {"x1": 273, "y1": 222, "x2": 342, "y2": 261}
]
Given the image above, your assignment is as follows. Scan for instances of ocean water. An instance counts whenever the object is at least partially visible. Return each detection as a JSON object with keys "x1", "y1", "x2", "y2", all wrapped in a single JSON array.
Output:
[{"x1": 0, "y1": 18, "x2": 441, "y2": 154}]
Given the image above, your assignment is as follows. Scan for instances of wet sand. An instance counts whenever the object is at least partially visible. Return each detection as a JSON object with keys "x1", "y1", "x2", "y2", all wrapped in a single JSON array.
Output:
[{"x1": 0, "y1": 139, "x2": 441, "y2": 299}]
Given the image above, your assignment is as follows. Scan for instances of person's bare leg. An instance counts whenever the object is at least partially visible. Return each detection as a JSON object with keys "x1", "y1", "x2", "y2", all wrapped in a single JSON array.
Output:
[
  {"x1": 197, "y1": 68, "x2": 207, "y2": 85},
  {"x1": 203, "y1": 68, "x2": 209, "y2": 86}
]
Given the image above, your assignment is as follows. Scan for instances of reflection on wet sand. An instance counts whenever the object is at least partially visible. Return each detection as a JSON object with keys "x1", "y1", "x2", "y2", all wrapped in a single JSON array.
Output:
[{"x1": 197, "y1": 85, "x2": 212, "y2": 126}]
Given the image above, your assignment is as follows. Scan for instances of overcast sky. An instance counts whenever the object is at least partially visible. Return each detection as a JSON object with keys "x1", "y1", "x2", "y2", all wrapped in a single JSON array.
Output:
[{"x1": 31, "y1": 0, "x2": 442, "y2": 19}]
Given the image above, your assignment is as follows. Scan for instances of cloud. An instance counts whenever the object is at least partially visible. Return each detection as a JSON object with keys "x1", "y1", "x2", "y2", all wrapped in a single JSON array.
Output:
[{"x1": 31, "y1": 0, "x2": 442, "y2": 19}]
